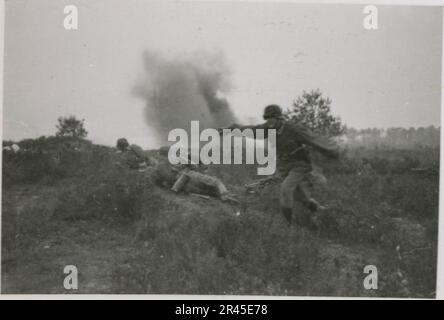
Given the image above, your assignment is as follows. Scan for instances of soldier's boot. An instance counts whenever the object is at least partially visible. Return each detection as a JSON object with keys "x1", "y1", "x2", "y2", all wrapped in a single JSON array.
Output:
[
  {"x1": 281, "y1": 207, "x2": 293, "y2": 226},
  {"x1": 306, "y1": 198, "x2": 327, "y2": 212},
  {"x1": 303, "y1": 198, "x2": 327, "y2": 232},
  {"x1": 171, "y1": 172, "x2": 190, "y2": 193}
]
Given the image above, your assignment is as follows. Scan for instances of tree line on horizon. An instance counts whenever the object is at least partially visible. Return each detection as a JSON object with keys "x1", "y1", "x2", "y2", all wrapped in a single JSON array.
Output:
[
  {"x1": 342, "y1": 126, "x2": 440, "y2": 149},
  {"x1": 3, "y1": 90, "x2": 440, "y2": 150}
]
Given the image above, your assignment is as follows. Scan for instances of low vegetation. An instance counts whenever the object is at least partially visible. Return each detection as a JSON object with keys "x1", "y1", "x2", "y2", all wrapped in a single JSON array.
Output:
[{"x1": 1, "y1": 136, "x2": 439, "y2": 297}]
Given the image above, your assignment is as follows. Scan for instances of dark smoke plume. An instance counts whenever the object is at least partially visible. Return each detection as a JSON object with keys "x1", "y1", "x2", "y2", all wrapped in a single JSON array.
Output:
[{"x1": 134, "y1": 51, "x2": 237, "y2": 144}]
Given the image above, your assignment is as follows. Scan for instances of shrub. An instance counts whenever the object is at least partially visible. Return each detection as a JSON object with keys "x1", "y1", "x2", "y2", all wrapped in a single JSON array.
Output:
[{"x1": 56, "y1": 116, "x2": 88, "y2": 138}]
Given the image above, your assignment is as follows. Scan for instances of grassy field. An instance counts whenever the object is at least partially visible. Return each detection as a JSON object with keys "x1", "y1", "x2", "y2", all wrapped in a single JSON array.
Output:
[{"x1": 1, "y1": 136, "x2": 439, "y2": 297}]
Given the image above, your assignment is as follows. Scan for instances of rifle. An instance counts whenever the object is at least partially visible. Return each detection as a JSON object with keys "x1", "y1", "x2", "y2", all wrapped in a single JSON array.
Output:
[{"x1": 244, "y1": 176, "x2": 280, "y2": 193}]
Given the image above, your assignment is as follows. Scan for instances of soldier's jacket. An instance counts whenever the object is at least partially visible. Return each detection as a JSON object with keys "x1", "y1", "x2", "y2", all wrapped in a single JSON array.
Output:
[
  {"x1": 120, "y1": 144, "x2": 156, "y2": 169},
  {"x1": 238, "y1": 120, "x2": 339, "y2": 169}
]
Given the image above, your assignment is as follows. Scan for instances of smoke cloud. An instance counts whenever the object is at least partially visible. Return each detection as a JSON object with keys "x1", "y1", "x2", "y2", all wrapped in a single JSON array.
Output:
[{"x1": 134, "y1": 51, "x2": 237, "y2": 144}]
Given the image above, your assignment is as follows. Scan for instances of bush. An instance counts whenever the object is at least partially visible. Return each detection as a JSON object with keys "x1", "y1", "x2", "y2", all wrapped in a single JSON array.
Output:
[{"x1": 56, "y1": 116, "x2": 88, "y2": 138}]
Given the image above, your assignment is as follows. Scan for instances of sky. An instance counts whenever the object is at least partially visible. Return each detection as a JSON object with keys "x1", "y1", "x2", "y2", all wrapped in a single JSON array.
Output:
[{"x1": 2, "y1": 0, "x2": 443, "y2": 148}]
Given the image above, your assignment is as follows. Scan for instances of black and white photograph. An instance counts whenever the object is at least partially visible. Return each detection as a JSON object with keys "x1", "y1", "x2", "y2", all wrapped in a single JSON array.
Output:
[{"x1": 0, "y1": 0, "x2": 442, "y2": 299}]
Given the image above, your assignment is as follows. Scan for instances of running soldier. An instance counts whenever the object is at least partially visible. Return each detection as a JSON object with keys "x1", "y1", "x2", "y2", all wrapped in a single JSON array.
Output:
[{"x1": 222, "y1": 104, "x2": 340, "y2": 226}]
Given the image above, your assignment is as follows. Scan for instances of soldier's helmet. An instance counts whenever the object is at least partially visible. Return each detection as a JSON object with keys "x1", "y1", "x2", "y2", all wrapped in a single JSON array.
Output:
[
  {"x1": 116, "y1": 138, "x2": 129, "y2": 151},
  {"x1": 263, "y1": 104, "x2": 283, "y2": 120}
]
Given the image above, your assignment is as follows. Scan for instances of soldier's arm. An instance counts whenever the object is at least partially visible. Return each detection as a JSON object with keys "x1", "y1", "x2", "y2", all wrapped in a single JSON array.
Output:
[
  {"x1": 228, "y1": 123, "x2": 268, "y2": 130},
  {"x1": 294, "y1": 124, "x2": 340, "y2": 159},
  {"x1": 219, "y1": 122, "x2": 269, "y2": 139}
]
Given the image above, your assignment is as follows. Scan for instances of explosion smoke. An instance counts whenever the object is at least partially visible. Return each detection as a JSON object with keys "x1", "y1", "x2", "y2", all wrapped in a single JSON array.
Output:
[{"x1": 134, "y1": 51, "x2": 237, "y2": 144}]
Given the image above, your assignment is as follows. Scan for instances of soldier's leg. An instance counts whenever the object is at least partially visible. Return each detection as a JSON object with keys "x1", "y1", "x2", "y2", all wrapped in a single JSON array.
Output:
[
  {"x1": 171, "y1": 171, "x2": 190, "y2": 192},
  {"x1": 280, "y1": 170, "x2": 302, "y2": 225},
  {"x1": 184, "y1": 170, "x2": 230, "y2": 199},
  {"x1": 293, "y1": 174, "x2": 328, "y2": 231},
  {"x1": 214, "y1": 179, "x2": 229, "y2": 198},
  {"x1": 293, "y1": 181, "x2": 314, "y2": 227},
  {"x1": 293, "y1": 169, "x2": 328, "y2": 212},
  {"x1": 294, "y1": 180, "x2": 314, "y2": 210},
  {"x1": 307, "y1": 169, "x2": 328, "y2": 211}
]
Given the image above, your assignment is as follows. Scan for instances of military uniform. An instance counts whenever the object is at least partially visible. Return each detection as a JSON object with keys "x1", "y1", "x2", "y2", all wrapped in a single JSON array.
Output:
[
  {"x1": 274, "y1": 121, "x2": 338, "y2": 210},
  {"x1": 119, "y1": 143, "x2": 157, "y2": 170},
  {"x1": 155, "y1": 150, "x2": 233, "y2": 201},
  {"x1": 230, "y1": 108, "x2": 339, "y2": 224}
]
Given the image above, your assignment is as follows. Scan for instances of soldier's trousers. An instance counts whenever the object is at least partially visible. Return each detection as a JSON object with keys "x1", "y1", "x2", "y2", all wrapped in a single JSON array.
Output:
[
  {"x1": 280, "y1": 166, "x2": 312, "y2": 210},
  {"x1": 279, "y1": 162, "x2": 326, "y2": 210},
  {"x1": 171, "y1": 169, "x2": 228, "y2": 198}
]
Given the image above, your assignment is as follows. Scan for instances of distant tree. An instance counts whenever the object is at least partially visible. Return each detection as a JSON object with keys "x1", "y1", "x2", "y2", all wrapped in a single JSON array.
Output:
[
  {"x1": 286, "y1": 89, "x2": 346, "y2": 137},
  {"x1": 56, "y1": 116, "x2": 88, "y2": 138}
]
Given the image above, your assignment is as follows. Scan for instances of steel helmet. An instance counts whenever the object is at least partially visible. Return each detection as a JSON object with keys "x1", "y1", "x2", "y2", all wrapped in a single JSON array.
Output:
[
  {"x1": 116, "y1": 138, "x2": 129, "y2": 151},
  {"x1": 263, "y1": 104, "x2": 283, "y2": 120}
]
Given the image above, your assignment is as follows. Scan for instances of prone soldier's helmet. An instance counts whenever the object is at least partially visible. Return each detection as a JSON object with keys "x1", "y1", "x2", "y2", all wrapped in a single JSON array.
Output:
[
  {"x1": 116, "y1": 138, "x2": 129, "y2": 151},
  {"x1": 263, "y1": 104, "x2": 283, "y2": 120}
]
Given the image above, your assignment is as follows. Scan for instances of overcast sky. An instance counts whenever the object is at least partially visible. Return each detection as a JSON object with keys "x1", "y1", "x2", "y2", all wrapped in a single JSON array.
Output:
[{"x1": 3, "y1": 1, "x2": 442, "y2": 148}]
